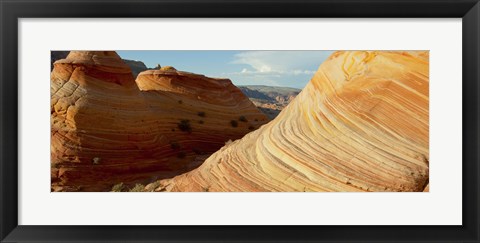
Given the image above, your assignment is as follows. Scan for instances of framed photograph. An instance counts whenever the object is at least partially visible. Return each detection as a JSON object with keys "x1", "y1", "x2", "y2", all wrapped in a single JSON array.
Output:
[{"x1": 1, "y1": 0, "x2": 479, "y2": 242}]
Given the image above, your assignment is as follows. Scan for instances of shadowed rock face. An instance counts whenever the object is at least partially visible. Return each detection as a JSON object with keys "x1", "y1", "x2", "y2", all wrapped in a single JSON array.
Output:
[
  {"x1": 154, "y1": 51, "x2": 429, "y2": 192},
  {"x1": 50, "y1": 51, "x2": 268, "y2": 191},
  {"x1": 123, "y1": 59, "x2": 148, "y2": 78}
]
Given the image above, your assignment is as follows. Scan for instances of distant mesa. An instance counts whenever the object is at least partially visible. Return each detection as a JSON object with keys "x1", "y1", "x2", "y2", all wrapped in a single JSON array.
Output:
[
  {"x1": 50, "y1": 51, "x2": 269, "y2": 191},
  {"x1": 153, "y1": 51, "x2": 430, "y2": 192},
  {"x1": 123, "y1": 59, "x2": 149, "y2": 77},
  {"x1": 238, "y1": 85, "x2": 301, "y2": 119}
]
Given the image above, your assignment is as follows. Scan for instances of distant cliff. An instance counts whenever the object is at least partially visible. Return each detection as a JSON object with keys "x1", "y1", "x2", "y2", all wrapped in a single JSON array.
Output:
[
  {"x1": 123, "y1": 59, "x2": 148, "y2": 77},
  {"x1": 238, "y1": 85, "x2": 301, "y2": 119}
]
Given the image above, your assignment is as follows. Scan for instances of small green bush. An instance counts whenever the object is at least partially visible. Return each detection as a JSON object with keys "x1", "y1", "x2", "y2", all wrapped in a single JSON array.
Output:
[
  {"x1": 92, "y1": 157, "x2": 101, "y2": 165},
  {"x1": 230, "y1": 120, "x2": 238, "y2": 127},
  {"x1": 111, "y1": 182, "x2": 124, "y2": 192},
  {"x1": 197, "y1": 111, "x2": 206, "y2": 117},
  {"x1": 51, "y1": 163, "x2": 60, "y2": 169},
  {"x1": 239, "y1": 116, "x2": 248, "y2": 122},
  {"x1": 148, "y1": 181, "x2": 161, "y2": 192},
  {"x1": 129, "y1": 184, "x2": 145, "y2": 192},
  {"x1": 178, "y1": 119, "x2": 192, "y2": 133}
]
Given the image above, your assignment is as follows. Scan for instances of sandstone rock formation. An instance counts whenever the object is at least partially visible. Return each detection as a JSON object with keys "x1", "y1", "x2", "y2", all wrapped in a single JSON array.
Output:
[
  {"x1": 51, "y1": 51, "x2": 268, "y2": 191},
  {"x1": 154, "y1": 51, "x2": 429, "y2": 192},
  {"x1": 51, "y1": 51, "x2": 149, "y2": 78}
]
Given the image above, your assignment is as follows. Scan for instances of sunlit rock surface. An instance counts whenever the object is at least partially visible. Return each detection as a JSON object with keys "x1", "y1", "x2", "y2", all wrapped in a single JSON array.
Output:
[
  {"x1": 155, "y1": 51, "x2": 429, "y2": 192},
  {"x1": 50, "y1": 51, "x2": 268, "y2": 191}
]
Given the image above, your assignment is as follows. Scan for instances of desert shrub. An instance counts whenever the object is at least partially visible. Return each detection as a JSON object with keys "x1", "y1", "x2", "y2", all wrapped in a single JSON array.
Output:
[
  {"x1": 177, "y1": 151, "x2": 186, "y2": 158},
  {"x1": 239, "y1": 116, "x2": 248, "y2": 122},
  {"x1": 51, "y1": 163, "x2": 60, "y2": 169},
  {"x1": 248, "y1": 125, "x2": 255, "y2": 130},
  {"x1": 230, "y1": 120, "x2": 238, "y2": 127},
  {"x1": 129, "y1": 184, "x2": 145, "y2": 192},
  {"x1": 148, "y1": 181, "x2": 161, "y2": 192},
  {"x1": 111, "y1": 182, "x2": 124, "y2": 192},
  {"x1": 171, "y1": 128, "x2": 176, "y2": 132},
  {"x1": 197, "y1": 111, "x2": 206, "y2": 117},
  {"x1": 198, "y1": 120, "x2": 204, "y2": 124},
  {"x1": 170, "y1": 141, "x2": 180, "y2": 150},
  {"x1": 92, "y1": 157, "x2": 101, "y2": 165},
  {"x1": 178, "y1": 100, "x2": 183, "y2": 104},
  {"x1": 178, "y1": 119, "x2": 192, "y2": 133},
  {"x1": 254, "y1": 118, "x2": 259, "y2": 122}
]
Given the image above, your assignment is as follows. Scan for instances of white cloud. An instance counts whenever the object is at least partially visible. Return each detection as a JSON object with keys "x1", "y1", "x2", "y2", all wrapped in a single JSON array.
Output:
[
  {"x1": 231, "y1": 51, "x2": 332, "y2": 76},
  {"x1": 231, "y1": 68, "x2": 315, "y2": 76},
  {"x1": 227, "y1": 50, "x2": 334, "y2": 88}
]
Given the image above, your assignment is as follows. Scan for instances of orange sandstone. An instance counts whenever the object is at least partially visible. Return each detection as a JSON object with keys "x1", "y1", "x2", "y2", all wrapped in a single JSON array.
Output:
[
  {"x1": 50, "y1": 51, "x2": 268, "y2": 191},
  {"x1": 155, "y1": 51, "x2": 429, "y2": 192}
]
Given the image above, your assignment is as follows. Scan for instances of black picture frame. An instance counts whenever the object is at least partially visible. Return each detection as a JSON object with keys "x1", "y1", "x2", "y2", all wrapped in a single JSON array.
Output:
[{"x1": 1, "y1": 0, "x2": 479, "y2": 242}]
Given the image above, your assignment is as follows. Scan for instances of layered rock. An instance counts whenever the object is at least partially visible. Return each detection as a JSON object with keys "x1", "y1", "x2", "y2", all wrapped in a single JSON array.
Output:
[
  {"x1": 155, "y1": 51, "x2": 429, "y2": 192},
  {"x1": 50, "y1": 51, "x2": 149, "y2": 78},
  {"x1": 51, "y1": 51, "x2": 268, "y2": 191}
]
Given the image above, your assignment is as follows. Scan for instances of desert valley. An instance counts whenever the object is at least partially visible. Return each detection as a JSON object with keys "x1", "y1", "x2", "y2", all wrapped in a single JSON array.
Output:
[{"x1": 51, "y1": 50, "x2": 429, "y2": 192}]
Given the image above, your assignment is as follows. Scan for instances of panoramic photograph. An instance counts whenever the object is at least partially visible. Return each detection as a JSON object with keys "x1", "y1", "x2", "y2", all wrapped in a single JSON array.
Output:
[{"x1": 50, "y1": 50, "x2": 429, "y2": 192}]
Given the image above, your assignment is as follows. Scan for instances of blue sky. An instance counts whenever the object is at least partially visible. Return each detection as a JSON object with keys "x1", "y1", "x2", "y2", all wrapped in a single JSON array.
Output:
[{"x1": 117, "y1": 51, "x2": 333, "y2": 89}]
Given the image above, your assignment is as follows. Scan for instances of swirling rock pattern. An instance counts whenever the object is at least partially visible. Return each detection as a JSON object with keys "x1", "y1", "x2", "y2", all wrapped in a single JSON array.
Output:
[
  {"x1": 51, "y1": 51, "x2": 268, "y2": 191},
  {"x1": 155, "y1": 51, "x2": 429, "y2": 192}
]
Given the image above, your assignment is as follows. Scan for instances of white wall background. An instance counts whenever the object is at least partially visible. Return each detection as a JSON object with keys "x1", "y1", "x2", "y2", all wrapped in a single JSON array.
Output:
[{"x1": 18, "y1": 18, "x2": 462, "y2": 225}]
